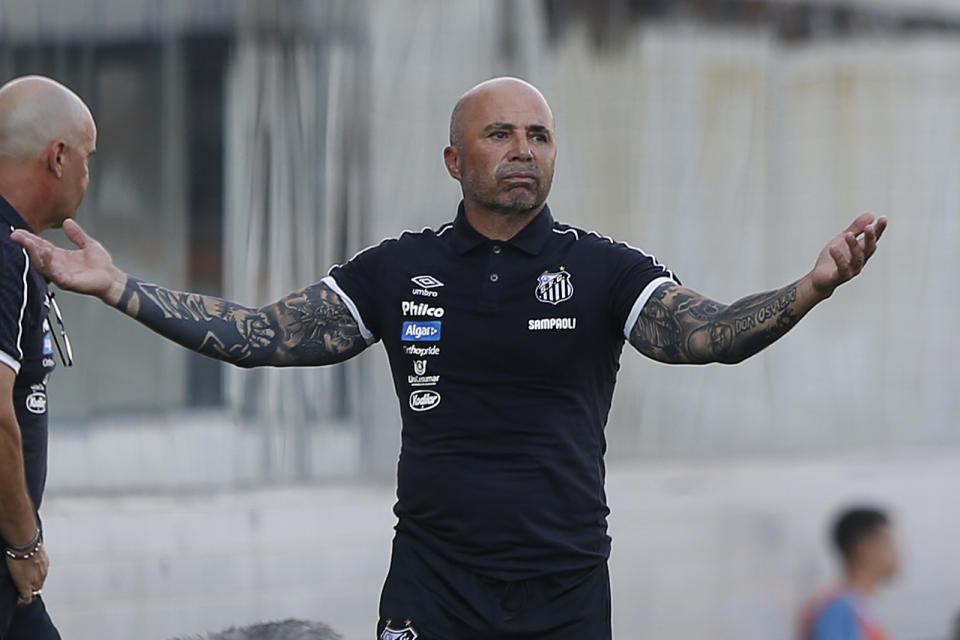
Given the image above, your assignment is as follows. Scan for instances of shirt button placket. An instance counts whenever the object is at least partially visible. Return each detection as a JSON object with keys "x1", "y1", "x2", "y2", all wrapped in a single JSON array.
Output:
[{"x1": 479, "y1": 244, "x2": 503, "y2": 312}]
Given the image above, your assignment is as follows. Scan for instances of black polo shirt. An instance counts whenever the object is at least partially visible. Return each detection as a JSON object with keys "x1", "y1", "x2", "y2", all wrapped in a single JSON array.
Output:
[
  {"x1": 327, "y1": 202, "x2": 678, "y2": 580},
  {"x1": 0, "y1": 196, "x2": 55, "y2": 514}
]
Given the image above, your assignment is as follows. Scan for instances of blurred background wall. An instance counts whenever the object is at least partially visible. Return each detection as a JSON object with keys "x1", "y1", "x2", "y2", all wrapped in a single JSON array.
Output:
[{"x1": 0, "y1": 0, "x2": 958, "y2": 639}]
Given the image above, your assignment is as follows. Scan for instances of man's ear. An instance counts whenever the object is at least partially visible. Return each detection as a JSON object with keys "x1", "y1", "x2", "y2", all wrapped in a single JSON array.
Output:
[
  {"x1": 47, "y1": 140, "x2": 66, "y2": 179},
  {"x1": 443, "y1": 145, "x2": 462, "y2": 181}
]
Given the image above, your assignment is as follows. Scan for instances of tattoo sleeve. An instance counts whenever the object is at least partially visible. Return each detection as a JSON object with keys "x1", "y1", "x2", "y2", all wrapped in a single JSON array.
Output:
[
  {"x1": 112, "y1": 277, "x2": 368, "y2": 367},
  {"x1": 628, "y1": 280, "x2": 807, "y2": 365}
]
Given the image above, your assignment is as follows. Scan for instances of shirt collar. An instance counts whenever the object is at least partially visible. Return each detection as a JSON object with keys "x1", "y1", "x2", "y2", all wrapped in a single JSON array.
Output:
[
  {"x1": 449, "y1": 201, "x2": 554, "y2": 256},
  {"x1": 0, "y1": 194, "x2": 32, "y2": 232}
]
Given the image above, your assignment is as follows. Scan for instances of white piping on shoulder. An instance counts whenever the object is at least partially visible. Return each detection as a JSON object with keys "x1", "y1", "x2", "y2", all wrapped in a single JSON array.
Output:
[
  {"x1": 12, "y1": 226, "x2": 28, "y2": 362},
  {"x1": 331, "y1": 224, "x2": 453, "y2": 268},
  {"x1": 552, "y1": 223, "x2": 678, "y2": 284},
  {"x1": 551, "y1": 227, "x2": 579, "y2": 240},
  {"x1": 585, "y1": 230, "x2": 678, "y2": 283}
]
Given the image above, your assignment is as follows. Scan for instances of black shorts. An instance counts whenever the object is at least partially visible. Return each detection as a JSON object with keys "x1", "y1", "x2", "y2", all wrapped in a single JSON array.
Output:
[
  {"x1": 377, "y1": 534, "x2": 611, "y2": 640},
  {"x1": 0, "y1": 585, "x2": 60, "y2": 640}
]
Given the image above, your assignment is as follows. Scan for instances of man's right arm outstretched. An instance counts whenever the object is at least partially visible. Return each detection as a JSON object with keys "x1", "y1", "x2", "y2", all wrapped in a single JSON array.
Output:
[{"x1": 11, "y1": 220, "x2": 369, "y2": 368}]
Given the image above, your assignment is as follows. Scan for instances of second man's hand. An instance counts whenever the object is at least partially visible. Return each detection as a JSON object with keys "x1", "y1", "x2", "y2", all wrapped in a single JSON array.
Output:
[
  {"x1": 10, "y1": 219, "x2": 127, "y2": 306},
  {"x1": 6, "y1": 546, "x2": 49, "y2": 608}
]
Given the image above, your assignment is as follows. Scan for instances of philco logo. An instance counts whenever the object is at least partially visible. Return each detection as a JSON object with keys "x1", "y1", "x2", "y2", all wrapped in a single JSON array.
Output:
[
  {"x1": 402, "y1": 321, "x2": 441, "y2": 342},
  {"x1": 409, "y1": 389, "x2": 441, "y2": 412},
  {"x1": 402, "y1": 301, "x2": 445, "y2": 318},
  {"x1": 536, "y1": 269, "x2": 574, "y2": 305},
  {"x1": 25, "y1": 392, "x2": 47, "y2": 415}
]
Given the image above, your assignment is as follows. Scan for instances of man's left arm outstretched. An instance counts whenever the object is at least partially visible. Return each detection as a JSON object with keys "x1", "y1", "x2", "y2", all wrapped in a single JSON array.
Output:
[{"x1": 629, "y1": 213, "x2": 886, "y2": 364}]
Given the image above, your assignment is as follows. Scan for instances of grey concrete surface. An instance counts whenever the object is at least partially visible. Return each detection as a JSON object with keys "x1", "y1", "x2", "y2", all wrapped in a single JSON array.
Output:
[{"x1": 38, "y1": 450, "x2": 960, "y2": 640}]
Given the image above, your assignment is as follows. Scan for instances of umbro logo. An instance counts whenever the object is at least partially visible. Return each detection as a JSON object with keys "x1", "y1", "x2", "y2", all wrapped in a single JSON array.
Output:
[
  {"x1": 411, "y1": 275, "x2": 443, "y2": 298},
  {"x1": 411, "y1": 275, "x2": 443, "y2": 288}
]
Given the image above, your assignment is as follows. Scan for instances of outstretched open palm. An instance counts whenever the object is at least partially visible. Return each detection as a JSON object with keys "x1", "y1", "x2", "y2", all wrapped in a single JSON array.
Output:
[
  {"x1": 810, "y1": 212, "x2": 887, "y2": 298},
  {"x1": 10, "y1": 219, "x2": 124, "y2": 302}
]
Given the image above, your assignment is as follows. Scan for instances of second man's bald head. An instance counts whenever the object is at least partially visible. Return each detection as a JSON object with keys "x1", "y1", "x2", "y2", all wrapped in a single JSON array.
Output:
[
  {"x1": 0, "y1": 75, "x2": 97, "y2": 230},
  {"x1": 0, "y1": 75, "x2": 94, "y2": 162}
]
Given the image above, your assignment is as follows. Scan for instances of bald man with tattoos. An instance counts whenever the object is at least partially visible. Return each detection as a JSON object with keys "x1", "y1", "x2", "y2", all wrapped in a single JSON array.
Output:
[{"x1": 13, "y1": 77, "x2": 885, "y2": 640}]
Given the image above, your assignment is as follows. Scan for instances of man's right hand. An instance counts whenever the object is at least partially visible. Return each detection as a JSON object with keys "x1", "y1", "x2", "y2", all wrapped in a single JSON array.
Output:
[
  {"x1": 6, "y1": 545, "x2": 48, "y2": 607},
  {"x1": 10, "y1": 219, "x2": 127, "y2": 306}
]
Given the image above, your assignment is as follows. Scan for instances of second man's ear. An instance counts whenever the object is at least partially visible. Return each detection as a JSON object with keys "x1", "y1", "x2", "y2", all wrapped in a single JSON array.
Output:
[{"x1": 48, "y1": 140, "x2": 66, "y2": 178}]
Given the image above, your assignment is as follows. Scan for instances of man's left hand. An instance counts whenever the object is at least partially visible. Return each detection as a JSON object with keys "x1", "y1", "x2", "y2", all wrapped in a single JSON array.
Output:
[{"x1": 810, "y1": 213, "x2": 887, "y2": 299}]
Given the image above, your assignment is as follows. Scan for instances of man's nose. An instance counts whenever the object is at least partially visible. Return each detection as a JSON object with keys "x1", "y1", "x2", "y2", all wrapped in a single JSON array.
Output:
[{"x1": 509, "y1": 137, "x2": 534, "y2": 162}]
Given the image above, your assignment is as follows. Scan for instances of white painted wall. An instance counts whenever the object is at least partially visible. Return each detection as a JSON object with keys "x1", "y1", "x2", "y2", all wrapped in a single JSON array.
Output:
[{"x1": 39, "y1": 453, "x2": 960, "y2": 640}]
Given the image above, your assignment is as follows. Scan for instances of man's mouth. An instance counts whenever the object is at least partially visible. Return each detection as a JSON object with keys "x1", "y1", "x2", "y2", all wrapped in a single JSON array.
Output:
[{"x1": 501, "y1": 172, "x2": 538, "y2": 186}]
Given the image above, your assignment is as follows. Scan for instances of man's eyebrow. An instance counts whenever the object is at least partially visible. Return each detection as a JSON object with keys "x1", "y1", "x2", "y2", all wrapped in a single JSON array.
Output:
[
  {"x1": 483, "y1": 122, "x2": 516, "y2": 133},
  {"x1": 482, "y1": 122, "x2": 553, "y2": 135}
]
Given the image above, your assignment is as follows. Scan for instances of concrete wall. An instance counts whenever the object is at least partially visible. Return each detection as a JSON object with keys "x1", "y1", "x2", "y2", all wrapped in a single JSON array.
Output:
[{"x1": 40, "y1": 452, "x2": 960, "y2": 640}]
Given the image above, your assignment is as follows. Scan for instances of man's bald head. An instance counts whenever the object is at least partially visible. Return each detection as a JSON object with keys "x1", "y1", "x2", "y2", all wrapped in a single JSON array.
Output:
[
  {"x1": 443, "y1": 77, "x2": 557, "y2": 219},
  {"x1": 448, "y1": 77, "x2": 554, "y2": 148},
  {"x1": 0, "y1": 75, "x2": 94, "y2": 162}
]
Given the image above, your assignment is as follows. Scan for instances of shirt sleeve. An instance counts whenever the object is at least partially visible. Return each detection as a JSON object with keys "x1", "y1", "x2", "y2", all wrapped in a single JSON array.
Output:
[
  {"x1": 811, "y1": 598, "x2": 864, "y2": 640},
  {"x1": 607, "y1": 240, "x2": 680, "y2": 339},
  {"x1": 323, "y1": 240, "x2": 393, "y2": 345},
  {"x1": 0, "y1": 239, "x2": 30, "y2": 374}
]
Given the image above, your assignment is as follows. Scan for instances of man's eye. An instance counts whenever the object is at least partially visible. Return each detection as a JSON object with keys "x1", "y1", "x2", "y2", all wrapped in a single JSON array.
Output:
[
  {"x1": 491, "y1": 131, "x2": 508, "y2": 139},
  {"x1": 533, "y1": 135, "x2": 548, "y2": 142}
]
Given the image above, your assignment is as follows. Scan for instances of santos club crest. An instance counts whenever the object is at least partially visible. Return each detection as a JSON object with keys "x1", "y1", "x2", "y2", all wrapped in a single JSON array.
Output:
[{"x1": 535, "y1": 269, "x2": 574, "y2": 305}]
